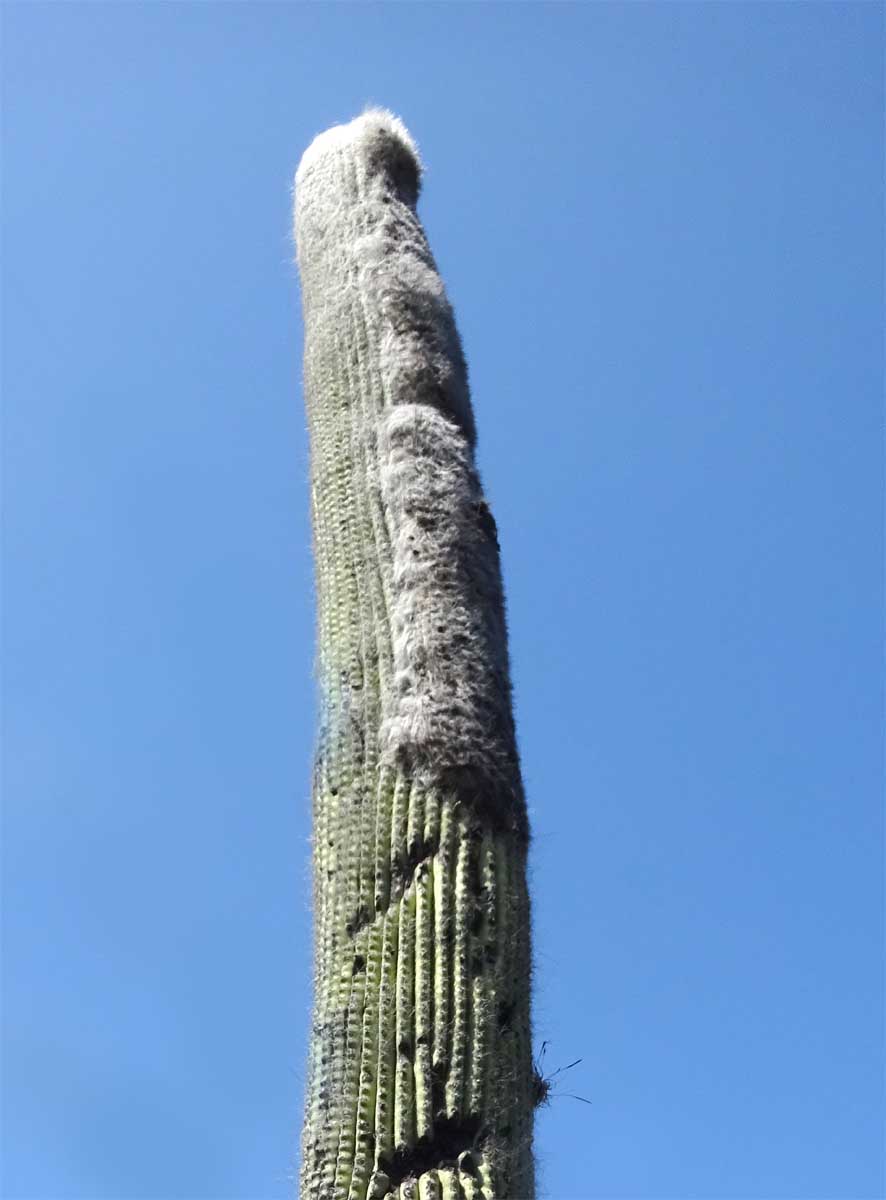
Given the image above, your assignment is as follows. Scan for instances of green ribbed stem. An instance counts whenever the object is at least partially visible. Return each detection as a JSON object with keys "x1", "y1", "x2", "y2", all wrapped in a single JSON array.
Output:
[{"x1": 294, "y1": 110, "x2": 534, "y2": 1200}]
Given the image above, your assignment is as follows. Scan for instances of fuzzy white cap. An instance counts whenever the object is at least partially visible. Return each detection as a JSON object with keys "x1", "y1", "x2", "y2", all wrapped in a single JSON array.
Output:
[{"x1": 295, "y1": 107, "x2": 423, "y2": 190}]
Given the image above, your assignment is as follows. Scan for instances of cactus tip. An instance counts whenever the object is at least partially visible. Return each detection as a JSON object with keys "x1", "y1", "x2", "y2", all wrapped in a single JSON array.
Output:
[{"x1": 295, "y1": 106, "x2": 422, "y2": 191}]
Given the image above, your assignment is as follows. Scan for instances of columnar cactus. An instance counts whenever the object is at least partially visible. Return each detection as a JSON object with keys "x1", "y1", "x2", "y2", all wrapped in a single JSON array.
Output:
[{"x1": 293, "y1": 109, "x2": 534, "y2": 1200}]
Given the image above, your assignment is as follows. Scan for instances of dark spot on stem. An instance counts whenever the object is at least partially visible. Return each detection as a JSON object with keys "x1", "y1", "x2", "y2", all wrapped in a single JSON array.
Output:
[
  {"x1": 346, "y1": 903, "x2": 371, "y2": 938},
  {"x1": 497, "y1": 1000, "x2": 515, "y2": 1030},
  {"x1": 392, "y1": 836, "x2": 437, "y2": 884},
  {"x1": 378, "y1": 1115, "x2": 483, "y2": 1187}
]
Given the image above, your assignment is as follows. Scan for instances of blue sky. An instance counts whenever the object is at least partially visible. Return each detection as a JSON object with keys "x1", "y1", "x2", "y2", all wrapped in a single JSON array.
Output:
[{"x1": 2, "y1": 3, "x2": 882, "y2": 1198}]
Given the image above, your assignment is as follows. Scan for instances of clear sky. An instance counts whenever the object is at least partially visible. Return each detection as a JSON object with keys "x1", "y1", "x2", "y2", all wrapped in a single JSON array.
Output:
[{"x1": 2, "y1": 3, "x2": 883, "y2": 1198}]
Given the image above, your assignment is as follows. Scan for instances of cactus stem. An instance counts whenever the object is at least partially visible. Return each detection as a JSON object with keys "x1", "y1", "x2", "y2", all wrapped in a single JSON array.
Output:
[{"x1": 295, "y1": 109, "x2": 535, "y2": 1199}]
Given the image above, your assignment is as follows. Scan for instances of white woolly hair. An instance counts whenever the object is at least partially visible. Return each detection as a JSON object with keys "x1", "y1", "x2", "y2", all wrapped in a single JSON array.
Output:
[
  {"x1": 294, "y1": 106, "x2": 422, "y2": 192},
  {"x1": 378, "y1": 402, "x2": 525, "y2": 831}
]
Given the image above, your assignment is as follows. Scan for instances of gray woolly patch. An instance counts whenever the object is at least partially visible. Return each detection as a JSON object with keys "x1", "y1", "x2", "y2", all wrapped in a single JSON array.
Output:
[
  {"x1": 359, "y1": 213, "x2": 475, "y2": 445},
  {"x1": 378, "y1": 404, "x2": 524, "y2": 832}
]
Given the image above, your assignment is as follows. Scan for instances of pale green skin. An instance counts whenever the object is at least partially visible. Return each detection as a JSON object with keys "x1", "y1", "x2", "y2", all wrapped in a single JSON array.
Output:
[{"x1": 294, "y1": 111, "x2": 535, "y2": 1200}]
